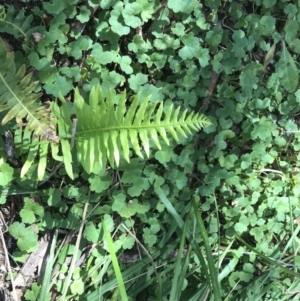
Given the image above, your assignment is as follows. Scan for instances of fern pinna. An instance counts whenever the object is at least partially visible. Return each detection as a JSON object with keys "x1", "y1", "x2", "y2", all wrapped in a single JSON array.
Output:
[{"x1": 0, "y1": 38, "x2": 211, "y2": 181}]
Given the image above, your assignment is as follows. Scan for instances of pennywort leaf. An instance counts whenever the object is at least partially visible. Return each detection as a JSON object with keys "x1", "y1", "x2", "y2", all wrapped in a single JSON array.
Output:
[
  {"x1": 179, "y1": 32, "x2": 200, "y2": 60},
  {"x1": 167, "y1": 0, "x2": 198, "y2": 13},
  {"x1": 20, "y1": 197, "x2": 44, "y2": 223},
  {"x1": 9, "y1": 222, "x2": 38, "y2": 253}
]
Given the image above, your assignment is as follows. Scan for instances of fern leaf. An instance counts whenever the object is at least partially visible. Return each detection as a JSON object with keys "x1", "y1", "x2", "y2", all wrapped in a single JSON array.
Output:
[
  {"x1": 0, "y1": 37, "x2": 58, "y2": 181},
  {"x1": 52, "y1": 95, "x2": 74, "y2": 180},
  {"x1": 0, "y1": 38, "x2": 55, "y2": 140},
  {"x1": 56, "y1": 85, "x2": 211, "y2": 176},
  {"x1": 0, "y1": 5, "x2": 42, "y2": 39}
]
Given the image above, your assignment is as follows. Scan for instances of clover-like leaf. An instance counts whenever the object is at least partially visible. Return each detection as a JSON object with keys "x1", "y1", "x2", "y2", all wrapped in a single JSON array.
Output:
[
  {"x1": 251, "y1": 117, "x2": 277, "y2": 141},
  {"x1": 232, "y1": 30, "x2": 248, "y2": 58},
  {"x1": 24, "y1": 283, "x2": 41, "y2": 301},
  {"x1": 167, "y1": 0, "x2": 198, "y2": 13},
  {"x1": 20, "y1": 197, "x2": 44, "y2": 224},
  {"x1": 91, "y1": 43, "x2": 115, "y2": 64},
  {"x1": 219, "y1": 154, "x2": 238, "y2": 170},
  {"x1": 89, "y1": 173, "x2": 111, "y2": 193},
  {"x1": 44, "y1": 74, "x2": 73, "y2": 97},
  {"x1": 43, "y1": 0, "x2": 66, "y2": 14},
  {"x1": 116, "y1": 55, "x2": 133, "y2": 74},
  {"x1": 0, "y1": 158, "x2": 13, "y2": 187},
  {"x1": 263, "y1": 0, "x2": 276, "y2": 8},
  {"x1": 84, "y1": 222, "x2": 102, "y2": 243},
  {"x1": 171, "y1": 22, "x2": 185, "y2": 36},
  {"x1": 154, "y1": 35, "x2": 180, "y2": 50},
  {"x1": 9, "y1": 222, "x2": 38, "y2": 253},
  {"x1": 137, "y1": 0, "x2": 157, "y2": 22},
  {"x1": 122, "y1": 236, "x2": 135, "y2": 249},
  {"x1": 150, "y1": 53, "x2": 166, "y2": 68},
  {"x1": 179, "y1": 33, "x2": 200, "y2": 60},
  {"x1": 142, "y1": 227, "x2": 157, "y2": 248},
  {"x1": 112, "y1": 195, "x2": 136, "y2": 218},
  {"x1": 205, "y1": 25, "x2": 223, "y2": 49},
  {"x1": 100, "y1": 0, "x2": 116, "y2": 9},
  {"x1": 284, "y1": 20, "x2": 298, "y2": 44},
  {"x1": 155, "y1": 149, "x2": 173, "y2": 166},
  {"x1": 122, "y1": 2, "x2": 142, "y2": 28},
  {"x1": 101, "y1": 70, "x2": 124, "y2": 93},
  {"x1": 70, "y1": 279, "x2": 85, "y2": 295},
  {"x1": 69, "y1": 36, "x2": 93, "y2": 60},
  {"x1": 196, "y1": 47, "x2": 210, "y2": 67},
  {"x1": 128, "y1": 35, "x2": 152, "y2": 53},
  {"x1": 76, "y1": 5, "x2": 91, "y2": 23},
  {"x1": 109, "y1": 3, "x2": 130, "y2": 36},
  {"x1": 128, "y1": 73, "x2": 148, "y2": 92},
  {"x1": 234, "y1": 215, "x2": 249, "y2": 233},
  {"x1": 239, "y1": 62, "x2": 262, "y2": 91},
  {"x1": 259, "y1": 15, "x2": 276, "y2": 36}
]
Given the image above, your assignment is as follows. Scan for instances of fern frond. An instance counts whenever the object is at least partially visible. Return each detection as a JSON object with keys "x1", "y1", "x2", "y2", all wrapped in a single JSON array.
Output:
[
  {"x1": 0, "y1": 5, "x2": 41, "y2": 39},
  {"x1": 0, "y1": 38, "x2": 55, "y2": 140},
  {"x1": 55, "y1": 85, "x2": 212, "y2": 175},
  {"x1": 0, "y1": 37, "x2": 58, "y2": 181}
]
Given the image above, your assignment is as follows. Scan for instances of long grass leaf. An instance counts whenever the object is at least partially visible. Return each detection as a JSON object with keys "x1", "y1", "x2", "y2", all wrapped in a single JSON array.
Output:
[
  {"x1": 103, "y1": 221, "x2": 128, "y2": 301},
  {"x1": 169, "y1": 218, "x2": 189, "y2": 301},
  {"x1": 155, "y1": 187, "x2": 211, "y2": 292},
  {"x1": 86, "y1": 240, "x2": 179, "y2": 301},
  {"x1": 192, "y1": 197, "x2": 222, "y2": 301},
  {"x1": 236, "y1": 234, "x2": 300, "y2": 279},
  {"x1": 38, "y1": 230, "x2": 58, "y2": 301}
]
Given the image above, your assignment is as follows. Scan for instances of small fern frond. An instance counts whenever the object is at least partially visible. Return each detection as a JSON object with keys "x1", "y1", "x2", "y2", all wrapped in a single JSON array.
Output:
[
  {"x1": 56, "y1": 85, "x2": 212, "y2": 175},
  {"x1": 0, "y1": 5, "x2": 41, "y2": 39},
  {"x1": 0, "y1": 38, "x2": 55, "y2": 140}
]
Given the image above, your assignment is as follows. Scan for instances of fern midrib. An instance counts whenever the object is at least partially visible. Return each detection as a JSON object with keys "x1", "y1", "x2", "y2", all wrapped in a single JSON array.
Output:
[
  {"x1": 0, "y1": 20, "x2": 27, "y2": 38},
  {"x1": 74, "y1": 120, "x2": 203, "y2": 137},
  {"x1": 0, "y1": 73, "x2": 48, "y2": 134}
]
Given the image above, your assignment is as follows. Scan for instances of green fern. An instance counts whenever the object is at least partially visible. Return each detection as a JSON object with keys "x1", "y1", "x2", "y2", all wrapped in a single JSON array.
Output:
[
  {"x1": 0, "y1": 38, "x2": 55, "y2": 140},
  {"x1": 0, "y1": 36, "x2": 211, "y2": 181},
  {"x1": 0, "y1": 37, "x2": 58, "y2": 181},
  {"x1": 0, "y1": 5, "x2": 41, "y2": 39},
  {"x1": 53, "y1": 85, "x2": 212, "y2": 176}
]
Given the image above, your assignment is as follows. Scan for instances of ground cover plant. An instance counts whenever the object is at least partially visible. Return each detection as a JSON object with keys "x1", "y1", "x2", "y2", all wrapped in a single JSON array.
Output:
[{"x1": 0, "y1": 0, "x2": 300, "y2": 300}]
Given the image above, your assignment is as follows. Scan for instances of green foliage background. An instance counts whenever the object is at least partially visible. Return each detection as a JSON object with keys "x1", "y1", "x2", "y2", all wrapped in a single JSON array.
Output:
[{"x1": 1, "y1": 0, "x2": 300, "y2": 300}]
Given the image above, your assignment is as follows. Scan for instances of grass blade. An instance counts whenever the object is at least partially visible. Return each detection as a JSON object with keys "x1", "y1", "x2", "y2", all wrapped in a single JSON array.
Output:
[
  {"x1": 236, "y1": 234, "x2": 300, "y2": 279},
  {"x1": 169, "y1": 217, "x2": 189, "y2": 301},
  {"x1": 192, "y1": 196, "x2": 222, "y2": 301},
  {"x1": 103, "y1": 221, "x2": 128, "y2": 301},
  {"x1": 86, "y1": 240, "x2": 179, "y2": 301},
  {"x1": 155, "y1": 187, "x2": 212, "y2": 296},
  {"x1": 38, "y1": 230, "x2": 58, "y2": 301}
]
